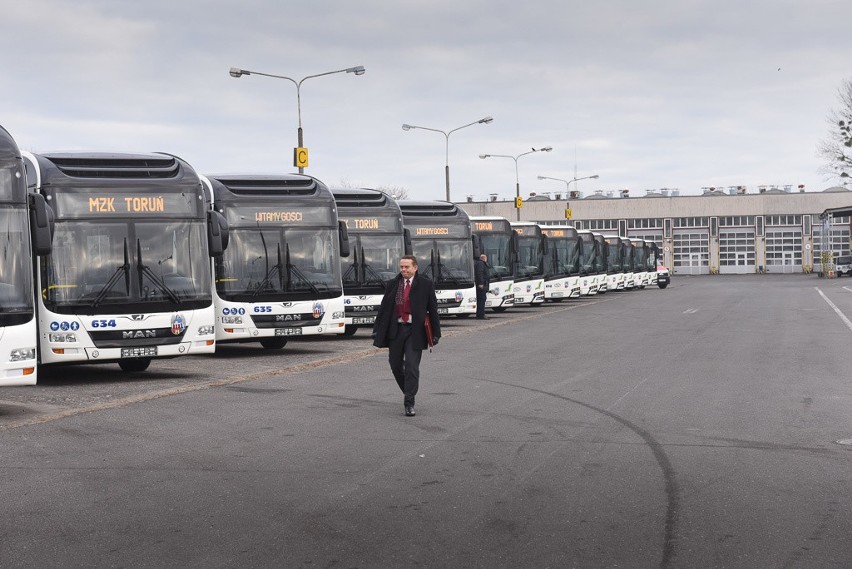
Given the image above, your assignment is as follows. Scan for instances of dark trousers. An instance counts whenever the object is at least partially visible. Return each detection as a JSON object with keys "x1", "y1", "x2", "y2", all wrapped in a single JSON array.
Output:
[
  {"x1": 388, "y1": 323, "x2": 422, "y2": 407},
  {"x1": 476, "y1": 286, "x2": 488, "y2": 318}
]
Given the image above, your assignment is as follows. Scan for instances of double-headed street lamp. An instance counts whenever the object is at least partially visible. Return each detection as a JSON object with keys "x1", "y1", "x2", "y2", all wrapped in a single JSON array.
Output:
[
  {"x1": 537, "y1": 174, "x2": 600, "y2": 197},
  {"x1": 480, "y1": 147, "x2": 553, "y2": 220},
  {"x1": 229, "y1": 65, "x2": 366, "y2": 173},
  {"x1": 401, "y1": 116, "x2": 493, "y2": 202}
]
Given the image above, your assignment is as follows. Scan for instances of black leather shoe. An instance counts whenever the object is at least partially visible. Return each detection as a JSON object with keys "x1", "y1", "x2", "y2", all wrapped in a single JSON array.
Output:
[{"x1": 405, "y1": 406, "x2": 416, "y2": 417}]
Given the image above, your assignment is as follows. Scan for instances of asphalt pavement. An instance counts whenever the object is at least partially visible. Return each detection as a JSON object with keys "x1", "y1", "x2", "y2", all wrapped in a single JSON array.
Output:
[{"x1": 2, "y1": 275, "x2": 852, "y2": 568}]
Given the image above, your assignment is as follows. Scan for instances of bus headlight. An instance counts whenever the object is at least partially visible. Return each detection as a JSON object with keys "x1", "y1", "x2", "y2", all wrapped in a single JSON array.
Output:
[
  {"x1": 332, "y1": 311, "x2": 345, "y2": 319},
  {"x1": 10, "y1": 348, "x2": 36, "y2": 362},
  {"x1": 48, "y1": 333, "x2": 77, "y2": 343},
  {"x1": 197, "y1": 325, "x2": 215, "y2": 335},
  {"x1": 221, "y1": 316, "x2": 243, "y2": 324}
]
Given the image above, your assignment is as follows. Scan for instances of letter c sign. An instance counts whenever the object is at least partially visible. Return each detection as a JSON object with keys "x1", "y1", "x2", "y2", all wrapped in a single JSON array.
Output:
[{"x1": 294, "y1": 147, "x2": 309, "y2": 168}]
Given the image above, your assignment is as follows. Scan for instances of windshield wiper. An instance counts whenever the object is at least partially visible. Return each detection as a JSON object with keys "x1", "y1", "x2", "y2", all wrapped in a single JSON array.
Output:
[
  {"x1": 251, "y1": 243, "x2": 285, "y2": 298},
  {"x1": 284, "y1": 244, "x2": 320, "y2": 295},
  {"x1": 91, "y1": 238, "x2": 131, "y2": 309},
  {"x1": 341, "y1": 245, "x2": 359, "y2": 284},
  {"x1": 360, "y1": 246, "x2": 386, "y2": 287},
  {"x1": 137, "y1": 239, "x2": 180, "y2": 304}
]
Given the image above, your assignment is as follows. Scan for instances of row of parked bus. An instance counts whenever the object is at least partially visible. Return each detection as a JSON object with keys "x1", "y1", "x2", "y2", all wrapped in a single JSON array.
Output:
[{"x1": 0, "y1": 125, "x2": 667, "y2": 386}]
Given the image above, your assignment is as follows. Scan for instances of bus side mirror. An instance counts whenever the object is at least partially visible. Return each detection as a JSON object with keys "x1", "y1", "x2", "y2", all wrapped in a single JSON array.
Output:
[
  {"x1": 338, "y1": 220, "x2": 350, "y2": 258},
  {"x1": 403, "y1": 228, "x2": 413, "y2": 255},
  {"x1": 29, "y1": 193, "x2": 53, "y2": 256},
  {"x1": 510, "y1": 231, "x2": 519, "y2": 254},
  {"x1": 472, "y1": 235, "x2": 481, "y2": 258},
  {"x1": 207, "y1": 210, "x2": 229, "y2": 257},
  {"x1": 541, "y1": 235, "x2": 549, "y2": 254}
]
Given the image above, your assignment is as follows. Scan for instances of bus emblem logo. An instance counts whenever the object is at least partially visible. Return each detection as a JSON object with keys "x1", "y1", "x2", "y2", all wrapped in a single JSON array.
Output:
[
  {"x1": 130, "y1": 314, "x2": 145, "y2": 321},
  {"x1": 171, "y1": 314, "x2": 186, "y2": 335},
  {"x1": 454, "y1": 291, "x2": 463, "y2": 302},
  {"x1": 312, "y1": 302, "x2": 325, "y2": 319}
]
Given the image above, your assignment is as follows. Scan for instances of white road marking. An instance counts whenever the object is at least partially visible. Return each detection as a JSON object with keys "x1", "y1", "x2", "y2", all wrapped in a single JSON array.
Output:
[
  {"x1": 816, "y1": 287, "x2": 852, "y2": 333},
  {"x1": 683, "y1": 308, "x2": 699, "y2": 314}
]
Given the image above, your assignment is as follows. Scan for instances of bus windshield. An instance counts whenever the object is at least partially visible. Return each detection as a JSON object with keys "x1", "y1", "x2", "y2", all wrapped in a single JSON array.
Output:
[
  {"x1": 607, "y1": 243, "x2": 622, "y2": 271},
  {"x1": 342, "y1": 234, "x2": 403, "y2": 288},
  {"x1": 217, "y1": 227, "x2": 342, "y2": 301},
  {"x1": 0, "y1": 206, "x2": 34, "y2": 324},
  {"x1": 479, "y1": 233, "x2": 513, "y2": 279},
  {"x1": 411, "y1": 239, "x2": 474, "y2": 286},
  {"x1": 43, "y1": 220, "x2": 211, "y2": 313},
  {"x1": 546, "y1": 238, "x2": 579, "y2": 277},
  {"x1": 580, "y1": 240, "x2": 597, "y2": 274},
  {"x1": 516, "y1": 235, "x2": 543, "y2": 279}
]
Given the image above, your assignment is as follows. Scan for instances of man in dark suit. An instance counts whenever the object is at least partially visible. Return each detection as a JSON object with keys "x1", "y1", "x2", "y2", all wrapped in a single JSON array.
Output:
[
  {"x1": 372, "y1": 255, "x2": 441, "y2": 417},
  {"x1": 474, "y1": 253, "x2": 490, "y2": 319}
]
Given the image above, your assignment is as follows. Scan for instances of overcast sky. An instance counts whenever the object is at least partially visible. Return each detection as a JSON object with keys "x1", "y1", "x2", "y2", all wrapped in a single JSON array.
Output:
[{"x1": 3, "y1": 0, "x2": 852, "y2": 201}]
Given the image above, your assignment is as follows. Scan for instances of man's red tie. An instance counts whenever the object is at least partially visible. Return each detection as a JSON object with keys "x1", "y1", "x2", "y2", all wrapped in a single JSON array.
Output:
[{"x1": 402, "y1": 280, "x2": 411, "y2": 321}]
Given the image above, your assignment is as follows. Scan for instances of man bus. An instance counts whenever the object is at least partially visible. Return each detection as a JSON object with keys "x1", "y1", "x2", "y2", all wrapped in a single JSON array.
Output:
[
  {"x1": 204, "y1": 174, "x2": 348, "y2": 348},
  {"x1": 540, "y1": 225, "x2": 581, "y2": 301},
  {"x1": 601, "y1": 235, "x2": 627, "y2": 291},
  {"x1": 0, "y1": 127, "x2": 52, "y2": 385},
  {"x1": 399, "y1": 201, "x2": 476, "y2": 317},
  {"x1": 470, "y1": 216, "x2": 516, "y2": 312},
  {"x1": 25, "y1": 151, "x2": 225, "y2": 372},
  {"x1": 334, "y1": 188, "x2": 410, "y2": 334},
  {"x1": 577, "y1": 230, "x2": 601, "y2": 295},
  {"x1": 510, "y1": 222, "x2": 546, "y2": 306}
]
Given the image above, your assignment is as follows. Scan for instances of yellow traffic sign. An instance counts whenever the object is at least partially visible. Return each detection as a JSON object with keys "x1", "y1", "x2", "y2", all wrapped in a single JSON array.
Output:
[
  {"x1": 515, "y1": 196, "x2": 523, "y2": 209},
  {"x1": 564, "y1": 208, "x2": 572, "y2": 220},
  {"x1": 294, "y1": 147, "x2": 309, "y2": 168}
]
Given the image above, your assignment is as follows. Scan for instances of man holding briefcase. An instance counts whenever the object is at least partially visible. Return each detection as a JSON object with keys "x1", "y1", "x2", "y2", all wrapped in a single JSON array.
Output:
[{"x1": 372, "y1": 255, "x2": 441, "y2": 417}]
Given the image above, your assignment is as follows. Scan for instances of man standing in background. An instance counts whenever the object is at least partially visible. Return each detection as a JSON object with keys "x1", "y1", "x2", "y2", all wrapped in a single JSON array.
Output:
[{"x1": 474, "y1": 254, "x2": 490, "y2": 320}]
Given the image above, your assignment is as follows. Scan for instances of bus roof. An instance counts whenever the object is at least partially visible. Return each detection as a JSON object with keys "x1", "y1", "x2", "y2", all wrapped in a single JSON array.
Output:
[
  {"x1": 206, "y1": 173, "x2": 334, "y2": 205},
  {"x1": 332, "y1": 188, "x2": 401, "y2": 213}
]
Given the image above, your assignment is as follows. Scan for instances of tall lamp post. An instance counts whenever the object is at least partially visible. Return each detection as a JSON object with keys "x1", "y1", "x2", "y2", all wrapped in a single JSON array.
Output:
[
  {"x1": 401, "y1": 116, "x2": 493, "y2": 202},
  {"x1": 229, "y1": 65, "x2": 366, "y2": 174},
  {"x1": 537, "y1": 174, "x2": 600, "y2": 197},
  {"x1": 480, "y1": 147, "x2": 553, "y2": 220}
]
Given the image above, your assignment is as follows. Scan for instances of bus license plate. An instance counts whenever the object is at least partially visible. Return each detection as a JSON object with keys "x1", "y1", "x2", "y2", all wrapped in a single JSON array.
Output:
[
  {"x1": 437, "y1": 307, "x2": 449, "y2": 315},
  {"x1": 352, "y1": 317, "x2": 375, "y2": 325},
  {"x1": 121, "y1": 346, "x2": 158, "y2": 358},
  {"x1": 275, "y1": 328, "x2": 303, "y2": 336}
]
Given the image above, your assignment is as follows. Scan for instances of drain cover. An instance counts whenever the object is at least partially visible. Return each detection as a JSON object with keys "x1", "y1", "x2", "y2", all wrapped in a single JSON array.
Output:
[{"x1": 835, "y1": 439, "x2": 852, "y2": 446}]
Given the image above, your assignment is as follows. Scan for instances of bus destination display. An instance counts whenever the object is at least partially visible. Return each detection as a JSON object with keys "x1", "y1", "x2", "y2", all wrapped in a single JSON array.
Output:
[
  {"x1": 338, "y1": 216, "x2": 401, "y2": 232},
  {"x1": 226, "y1": 205, "x2": 335, "y2": 227},
  {"x1": 55, "y1": 191, "x2": 199, "y2": 218}
]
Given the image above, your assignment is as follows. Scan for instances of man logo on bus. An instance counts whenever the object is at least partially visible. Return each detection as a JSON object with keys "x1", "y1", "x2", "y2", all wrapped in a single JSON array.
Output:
[
  {"x1": 171, "y1": 314, "x2": 186, "y2": 335},
  {"x1": 312, "y1": 302, "x2": 325, "y2": 319}
]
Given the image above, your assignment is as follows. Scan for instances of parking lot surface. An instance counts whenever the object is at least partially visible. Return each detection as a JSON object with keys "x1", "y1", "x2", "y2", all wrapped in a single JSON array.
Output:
[{"x1": 3, "y1": 275, "x2": 852, "y2": 568}]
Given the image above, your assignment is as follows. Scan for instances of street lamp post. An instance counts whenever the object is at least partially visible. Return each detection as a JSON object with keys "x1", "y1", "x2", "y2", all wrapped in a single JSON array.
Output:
[
  {"x1": 401, "y1": 116, "x2": 493, "y2": 202},
  {"x1": 480, "y1": 147, "x2": 553, "y2": 220},
  {"x1": 229, "y1": 65, "x2": 366, "y2": 173},
  {"x1": 537, "y1": 174, "x2": 600, "y2": 197}
]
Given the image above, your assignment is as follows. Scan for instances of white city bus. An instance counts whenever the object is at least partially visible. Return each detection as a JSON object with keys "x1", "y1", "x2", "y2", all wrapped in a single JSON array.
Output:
[
  {"x1": 0, "y1": 127, "x2": 52, "y2": 385},
  {"x1": 470, "y1": 216, "x2": 516, "y2": 312},
  {"x1": 540, "y1": 225, "x2": 581, "y2": 301},
  {"x1": 334, "y1": 188, "x2": 409, "y2": 334},
  {"x1": 592, "y1": 232, "x2": 609, "y2": 293},
  {"x1": 25, "y1": 152, "x2": 225, "y2": 372},
  {"x1": 601, "y1": 235, "x2": 627, "y2": 291},
  {"x1": 204, "y1": 174, "x2": 348, "y2": 348},
  {"x1": 510, "y1": 222, "x2": 546, "y2": 306},
  {"x1": 630, "y1": 237, "x2": 650, "y2": 288},
  {"x1": 621, "y1": 237, "x2": 636, "y2": 290},
  {"x1": 399, "y1": 201, "x2": 476, "y2": 317},
  {"x1": 577, "y1": 230, "x2": 601, "y2": 295}
]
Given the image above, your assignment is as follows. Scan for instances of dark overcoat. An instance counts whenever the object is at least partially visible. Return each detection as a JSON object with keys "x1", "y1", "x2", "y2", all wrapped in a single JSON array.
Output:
[{"x1": 372, "y1": 272, "x2": 441, "y2": 350}]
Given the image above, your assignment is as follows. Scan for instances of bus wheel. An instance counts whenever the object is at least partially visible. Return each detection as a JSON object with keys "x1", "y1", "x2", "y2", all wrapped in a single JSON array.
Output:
[
  {"x1": 119, "y1": 358, "x2": 152, "y2": 372},
  {"x1": 550, "y1": 298, "x2": 563, "y2": 303},
  {"x1": 456, "y1": 313, "x2": 471, "y2": 318},
  {"x1": 658, "y1": 283, "x2": 668, "y2": 289},
  {"x1": 260, "y1": 338, "x2": 288, "y2": 349},
  {"x1": 343, "y1": 326, "x2": 359, "y2": 336}
]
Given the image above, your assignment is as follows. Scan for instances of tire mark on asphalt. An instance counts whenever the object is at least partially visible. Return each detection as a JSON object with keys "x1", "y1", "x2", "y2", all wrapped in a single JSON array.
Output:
[
  {"x1": 480, "y1": 378, "x2": 680, "y2": 569},
  {"x1": 0, "y1": 299, "x2": 610, "y2": 431}
]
